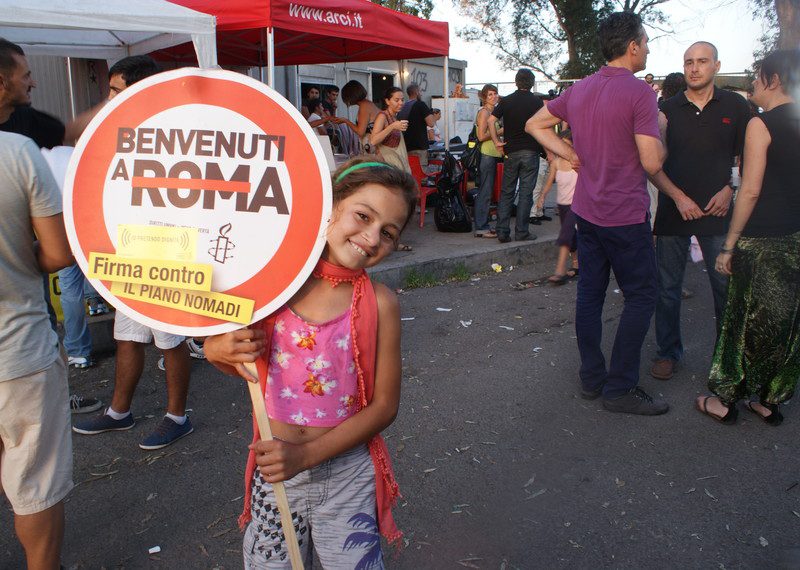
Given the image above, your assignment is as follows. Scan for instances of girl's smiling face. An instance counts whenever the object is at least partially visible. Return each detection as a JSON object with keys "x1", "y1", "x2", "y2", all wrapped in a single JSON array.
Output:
[{"x1": 323, "y1": 183, "x2": 410, "y2": 270}]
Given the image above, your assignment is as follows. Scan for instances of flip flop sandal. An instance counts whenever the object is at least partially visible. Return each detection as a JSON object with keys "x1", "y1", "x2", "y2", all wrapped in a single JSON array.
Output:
[
  {"x1": 567, "y1": 268, "x2": 579, "y2": 278},
  {"x1": 744, "y1": 401, "x2": 783, "y2": 426},
  {"x1": 547, "y1": 274, "x2": 570, "y2": 285},
  {"x1": 474, "y1": 230, "x2": 497, "y2": 238},
  {"x1": 697, "y1": 395, "x2": 738, "y2": 424}
]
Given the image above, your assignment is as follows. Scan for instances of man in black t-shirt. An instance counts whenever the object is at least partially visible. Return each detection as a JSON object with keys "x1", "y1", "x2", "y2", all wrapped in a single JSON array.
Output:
[
  {"x1": 398, "y1": 83, "x2": 435, "y2": 168},
  {"x1": 0, "y1": 105, "x2": 65, "y2": 149},
  {"x1": 489, "y1": 69, "x2": 544, "y2": 242},
  {"x1": 648, "y1": 42, "x2": 750, "y2": 380}
]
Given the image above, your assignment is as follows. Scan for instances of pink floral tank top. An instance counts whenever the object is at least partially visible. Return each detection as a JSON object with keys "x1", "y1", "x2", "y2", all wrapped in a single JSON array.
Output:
[{"x1": 265, "y1": 305, "x2": 358, "y2": 427}]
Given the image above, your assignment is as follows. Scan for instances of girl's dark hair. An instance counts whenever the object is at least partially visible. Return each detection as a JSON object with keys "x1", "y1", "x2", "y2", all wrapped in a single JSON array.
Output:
[
  {"x1": 331, "y1": 156, "x2": 418, "y2": 230},
  {"x1": 306, "y1": 97, "x2": 322, "y2": 114},
  {"x1": 382, "y1": 87, "x2": 403, "y2": 109},
  {"x1": 479, "y1": 83, "x2": 498, "y2": 104},
  {"x1": 598, "y1": 12, "x2": 644, "y2": 62},
  {"x1": 341, "y1": 80, "x2": 368, "y2": 105},
  {"x1": 661, "y1": 72, "x2": 686, "y2": 100},
  {"x1": 757, "y1": 49, "x2": 800, "y2": 94}
]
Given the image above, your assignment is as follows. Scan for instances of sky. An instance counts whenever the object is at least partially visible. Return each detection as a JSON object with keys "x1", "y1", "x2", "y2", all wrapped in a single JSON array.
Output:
[{"x1": 431, "y1": 0, "x2": 765, "y2": 91}]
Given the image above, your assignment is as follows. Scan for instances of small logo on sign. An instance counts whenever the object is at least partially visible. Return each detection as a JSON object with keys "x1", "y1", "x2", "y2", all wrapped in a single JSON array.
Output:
[{"x1": 209, "y1": 223, "x2": 235, "y2": 264}]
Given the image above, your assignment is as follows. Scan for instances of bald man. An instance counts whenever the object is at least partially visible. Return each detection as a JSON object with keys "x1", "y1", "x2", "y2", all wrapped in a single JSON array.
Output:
[{"x1": 648, "y1": 41, "x2": 750, "y2": 381}]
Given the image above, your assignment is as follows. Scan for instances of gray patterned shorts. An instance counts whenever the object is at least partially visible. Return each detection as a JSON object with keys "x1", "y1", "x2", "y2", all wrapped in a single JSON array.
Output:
[{"x1": 243, "y1": 444, "x2": 384, "y2": 569}]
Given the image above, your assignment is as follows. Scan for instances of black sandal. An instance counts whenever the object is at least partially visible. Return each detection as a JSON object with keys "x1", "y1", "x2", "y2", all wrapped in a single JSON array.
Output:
[
  {"x1": 744, "y1": 401, "x2": 784, "y2": 426},
  {"x1": 696, "y1": 395, "x2": 738, "y2": 424}
]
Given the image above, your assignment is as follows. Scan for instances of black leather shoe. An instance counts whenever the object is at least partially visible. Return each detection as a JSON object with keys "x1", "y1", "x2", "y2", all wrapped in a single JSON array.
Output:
[{"x1": 497, "y1": 235, "x2": 511, "y2": 243}]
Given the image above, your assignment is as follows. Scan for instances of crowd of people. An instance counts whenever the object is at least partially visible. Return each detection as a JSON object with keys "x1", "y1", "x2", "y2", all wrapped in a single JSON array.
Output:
[{"x1": 0, "y1": 8, "x2": 798, "y2": 568}]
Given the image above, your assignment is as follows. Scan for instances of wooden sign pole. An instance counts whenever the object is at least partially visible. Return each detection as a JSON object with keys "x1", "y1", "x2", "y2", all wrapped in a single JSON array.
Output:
[{"x1": 244, "y1": 362, "x2": 304, "y2": 570}]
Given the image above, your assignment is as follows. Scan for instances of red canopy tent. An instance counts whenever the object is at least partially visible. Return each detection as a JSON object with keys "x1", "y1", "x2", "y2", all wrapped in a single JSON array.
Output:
[
  {"x1": 156, "y1": 0, "x2": 452, "y2": 143},
  {"x1": 159, "y1": 0, "x2": 449, "y2": 68}
]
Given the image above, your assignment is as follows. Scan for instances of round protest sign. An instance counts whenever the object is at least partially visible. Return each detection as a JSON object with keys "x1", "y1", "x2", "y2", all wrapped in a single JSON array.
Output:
[{"x1": 63, "y1": 68, "x2": 332, "y2": 336}]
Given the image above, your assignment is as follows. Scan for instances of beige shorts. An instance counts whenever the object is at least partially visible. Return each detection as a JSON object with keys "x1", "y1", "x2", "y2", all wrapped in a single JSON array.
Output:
[
  {"x1": 114, "y1": 311, "x2": 184, "y2": 350},
  {"x1": 0, "y1": 355, "x2": 74, "y2": 515}
]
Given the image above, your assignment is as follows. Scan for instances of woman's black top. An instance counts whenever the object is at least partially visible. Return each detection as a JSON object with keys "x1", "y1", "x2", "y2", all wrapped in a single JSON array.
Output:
[{"x1": 743, "y1": 103, "x2": 800, "y2": 237}]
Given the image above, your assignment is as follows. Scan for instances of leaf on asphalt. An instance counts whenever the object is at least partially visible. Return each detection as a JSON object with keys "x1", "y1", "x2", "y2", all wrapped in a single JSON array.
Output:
[
  {"x1": 199, "y1": 544, "x2": 209, "y2": 557},
  {"x1": 685, "y1": 487, "x2": 696, "y2": 494},
  {"x1": 481, "y1": 441, "x2": 497, "y2": 445},
  {"x1": 401, "y1": 435, "x2": 415, "y2": 440},
  {"x1": 89, "y1": 469, "x2": 119, "y2": 477},
  {"x1": 460, "y1": 320, "x2": 472, "y2": 327},
  {"x1": 93, "y1": 457, "x2": 121, "y2": 469},
  {"x1": 615, "y1": 478, "x2": 625, "y2": 487},
  {"x1": 759, "y1": 536, "x2": 768, "y2": 547},
  {"x1": 397, "y1": 443, "x2": 405, "y2": 453},
  {"x1": 436, "y1": 307, "x2": 452, "y2": 312},
  {"x1": 401, "y1": 317, "x2": 416, "y2": 321},
  {"x1": 230, "y1": 495, "x2": 244, "y2": 502},
  {"x1": 792, "y1": 510, "x2": 800, "y2": 518},
  {"x1": 465, "y1": 420, "x2": 477, "y2": 424},
  {"x1": 532, "y1": 347, "x2": 542, "y2": 353},
  {"x1": 697, "y1": 475, "x2": 719, "y2": 481},
  {"x1": 499, "y1": 325, "x2": 515, "y2": 330},
  {"x1": 424, "y1": 468, "x2": 437, "y2": 473},
  {"x1": 655, "y1": 471, "x2": 666, "y2": 476},
  {"x1": 569, "y1": 540, "x2": 583, "y2": 549},
  {"x1": 704, "y1": 488, "x2": 718, "y2": 501},
  {"x1": 212, "y1": 528, "x2": 234, "y2": 538},
  {"x1": 148, "y1": 546, "x2": 161, "y2": 554},
  {"x1": 525, "y1": 489, "x2": 547, "y2": 500},
  {"x1": 472, "y1": 457, "x2": 481, "y2": 463},
  {"x1": 523, "y1": 474, "x2": 536, "y2": 488},
  {"x1": 457, "y1": 561, "x2": 481, "y2": 569}
]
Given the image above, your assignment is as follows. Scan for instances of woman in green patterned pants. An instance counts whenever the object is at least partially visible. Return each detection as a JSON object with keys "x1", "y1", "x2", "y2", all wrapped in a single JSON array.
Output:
[{"x1": 696, "y1": 49, "x2": 800, "y2": 426}]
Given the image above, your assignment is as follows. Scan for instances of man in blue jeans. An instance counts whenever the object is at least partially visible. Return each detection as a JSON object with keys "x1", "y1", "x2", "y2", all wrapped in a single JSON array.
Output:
[
  {"x1": 489, "y1": 69, "x2": 543, "y2": 242},
  {"x1": 528, "y1": 12, "x2": 669, "y2": 415},
  {"x1": 648, "y1": 41, "x2": 750, "y2": 380}
]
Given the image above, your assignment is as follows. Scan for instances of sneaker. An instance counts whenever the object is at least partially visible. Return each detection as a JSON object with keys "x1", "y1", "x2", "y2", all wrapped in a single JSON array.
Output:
[
  {"x1": 139, "y1": 416, "x2": 194, "y2": 450},
  {"x1": 69, "y1": 394, "x2": 103, "y2": 414},
  {"x1": 73, "y1": 410, "x2": 135, "y2": 434},
  {"x1": 187, "y1": 338, "x2": 206, "y2": 359},
  {"x1": 650, "y1": 358, "x2": 676, "y2": 380},
  {"x1": 603, "y1": 387, "x2": 669, "y2": 415},
  {"x1": 68, "y1": 355, "x2": 95, "y2": 369},
  {"x1": 157, "y1": 356, "x2": 166, "y2": 371},
  {"x1": 87, "y1": 297, "x2": 109, "y2": 316},
  {"x1": 580, "y1": 386, "x2": 603, "y2": 400}
]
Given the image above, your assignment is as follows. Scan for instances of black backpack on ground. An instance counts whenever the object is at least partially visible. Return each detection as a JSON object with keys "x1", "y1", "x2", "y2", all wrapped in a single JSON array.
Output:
[{"x1": 434, "y1": 152, "x2": 472, "y2": 233}]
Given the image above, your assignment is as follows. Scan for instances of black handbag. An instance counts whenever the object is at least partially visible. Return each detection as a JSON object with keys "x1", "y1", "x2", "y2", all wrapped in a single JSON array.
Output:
[
  {"x1": 459, "y1": 124, "x2": 480, "y2": 177},
  {"x1": 434, "y1": 152, "x2": 472, "y2": 233}
]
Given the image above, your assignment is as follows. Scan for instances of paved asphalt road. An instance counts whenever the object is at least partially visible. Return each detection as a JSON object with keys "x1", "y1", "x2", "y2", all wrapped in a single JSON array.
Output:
[{"x1": 2, "y1": 260, "x2": 798, "y2": 569}]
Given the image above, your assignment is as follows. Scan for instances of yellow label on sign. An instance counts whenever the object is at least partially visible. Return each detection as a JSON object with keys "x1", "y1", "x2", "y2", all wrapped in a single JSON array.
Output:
[
  {"x1": 88, "y1": 252, "x2": 212, "y2": 291},
  {"x1": 117, "y1": 224, "x2": 197, "y2": 261},
  {"x1": 110, "y1": 281, "x2": 254, "y2": 324}
]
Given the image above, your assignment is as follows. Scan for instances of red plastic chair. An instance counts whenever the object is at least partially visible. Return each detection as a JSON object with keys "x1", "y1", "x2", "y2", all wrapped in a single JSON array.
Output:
[
  {"x1": 492, "y1": 162, "x2": 503, "y2": 204},
  {"x1": 408, "y1": 154, "x2": 439, "y2": 228}
]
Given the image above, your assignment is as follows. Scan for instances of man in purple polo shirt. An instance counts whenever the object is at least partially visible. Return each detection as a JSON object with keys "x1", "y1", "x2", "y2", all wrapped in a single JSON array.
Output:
[{"x1": 526, "y1": 11, "x2": 669, "y2": 415}]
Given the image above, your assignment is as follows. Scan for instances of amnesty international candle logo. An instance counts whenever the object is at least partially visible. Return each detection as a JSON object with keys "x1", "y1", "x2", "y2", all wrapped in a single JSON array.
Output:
[{"x1": 63, "y1": 68, "x2": 332, "y2": 336}]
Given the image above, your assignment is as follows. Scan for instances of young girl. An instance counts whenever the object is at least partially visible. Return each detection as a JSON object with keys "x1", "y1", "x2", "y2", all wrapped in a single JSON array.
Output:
[
  {"x1": 536, "y1": 130, "x2": 579, "y2": 284},
  {"x1": 204, "y1": 157, "x2": 417, "y2": 568}
]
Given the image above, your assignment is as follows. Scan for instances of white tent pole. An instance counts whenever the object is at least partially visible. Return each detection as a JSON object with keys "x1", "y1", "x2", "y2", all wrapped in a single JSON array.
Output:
[
  {"x1": 267, "y1": 27, "x2": 275, "y2": 87},
  {"x1": 65, "y1": 57, "x2": 77, "y2": 120},
  {"x1": 443, "y1": 56, "x2": 449, "y2": 150}
]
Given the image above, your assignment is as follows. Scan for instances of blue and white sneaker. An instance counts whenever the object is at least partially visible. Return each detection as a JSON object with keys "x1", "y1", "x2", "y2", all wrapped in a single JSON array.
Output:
[
  {"x1": 68, "y1": 355, "x2": 95, "y2": 369},
  {"x1": 87, "y1": 297, "x2": 109, "y2": 316},
  {"x1": 139, "y1": 416, "x2": 193, "y2": 450},
  {"x1": 187, "y1": 338, "x2": 206, "y2": 359},
  {"x1": 73, "y1": 410, "x2": 135, "y2": 434}
]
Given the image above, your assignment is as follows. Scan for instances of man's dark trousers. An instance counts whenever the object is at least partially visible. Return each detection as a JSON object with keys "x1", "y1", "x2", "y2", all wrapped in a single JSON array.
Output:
[
  {"x1": 495, "y1": 150, "x2": 539, "y2": 240},
  {"x1": 655, "y1": 234, "x2": 728, "y2": 362},
  {"x1": 576, "y1": 215, "x2": 657, "y2": 399}
]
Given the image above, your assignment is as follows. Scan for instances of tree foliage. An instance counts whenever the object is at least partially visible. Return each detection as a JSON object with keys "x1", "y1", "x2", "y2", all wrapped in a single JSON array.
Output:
[
  {"x1": 456, "y1": 0, "x2": 672, "y2": 80},
  {"x1": 372, "y1": 0, "x2": 433, "y2": 19},
  {"x1": 750, "y1": 0, "x2": 800, "y2": 58}
]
